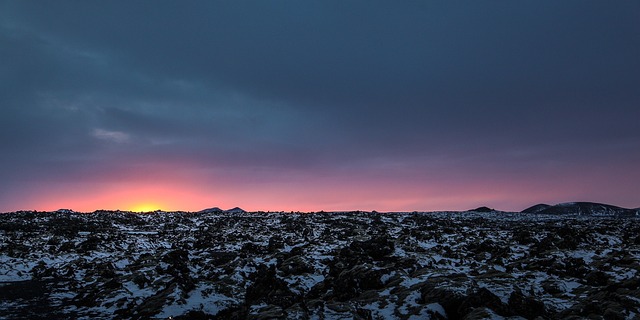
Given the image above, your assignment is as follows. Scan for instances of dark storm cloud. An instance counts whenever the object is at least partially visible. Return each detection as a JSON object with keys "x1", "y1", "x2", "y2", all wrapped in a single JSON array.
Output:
[{"x1": 1, "y1": 1, "x2": 639, "y2": 210}]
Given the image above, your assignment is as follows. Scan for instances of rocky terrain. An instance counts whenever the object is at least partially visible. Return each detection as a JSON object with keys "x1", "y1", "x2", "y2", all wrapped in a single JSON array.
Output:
[{"x1": 1, "y1": 206, "x2": 639, "y2": 319}]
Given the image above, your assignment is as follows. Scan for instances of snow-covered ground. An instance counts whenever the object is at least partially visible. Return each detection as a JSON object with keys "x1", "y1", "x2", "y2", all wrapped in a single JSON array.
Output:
[{"x1": 0, "y1": 210, "x2": 638, "y2": 319}]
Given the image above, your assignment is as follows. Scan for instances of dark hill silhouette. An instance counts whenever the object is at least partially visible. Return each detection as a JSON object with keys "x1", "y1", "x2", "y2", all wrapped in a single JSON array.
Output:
[
  {"x1": 524, "y1": 202, "x2": 636, "y2": 216},
  {"x1": 468, "y1": 206, "x2": 495, "y2": 212},
  {"x1": 197, "y1": 207, "x2": 246, "y2": 214},
  {"x1": 521, "y1": 204, "x2": 551, "y2": 214},
  {"x1": 197, "y1": 207, "x2": 223, "y2": 214}
]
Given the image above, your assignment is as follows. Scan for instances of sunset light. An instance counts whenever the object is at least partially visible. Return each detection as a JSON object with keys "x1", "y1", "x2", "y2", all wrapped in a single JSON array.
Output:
[
  {"x1": 2, "y1": 2, "x2": 639, "y2": 319},
  {"x1": 1, "y1": 1, "x2": 638, "y2": 213},
  {"x1": 130, "y1": 203, "x2": 162, "y2": 213}
]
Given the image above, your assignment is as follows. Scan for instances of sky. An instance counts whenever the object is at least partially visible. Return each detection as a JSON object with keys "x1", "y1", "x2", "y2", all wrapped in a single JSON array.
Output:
[{"x1": 1, "y1": 1, "x2": 639, "y2": 212}]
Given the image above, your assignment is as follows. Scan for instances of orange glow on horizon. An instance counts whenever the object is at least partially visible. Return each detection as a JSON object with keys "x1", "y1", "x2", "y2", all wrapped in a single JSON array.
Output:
[
  {"x1": 129, "y1": 203, "x2": 163, "y2": 212},
  {"x1": 6, "y1": 162, "x2": 624, "y2": 213},
  {"x1": 15, "y1": 180, "x2": 221, "y2": 213},
  {"x1": 10, "y1": 177, "x2": 557, "y2": 213}
]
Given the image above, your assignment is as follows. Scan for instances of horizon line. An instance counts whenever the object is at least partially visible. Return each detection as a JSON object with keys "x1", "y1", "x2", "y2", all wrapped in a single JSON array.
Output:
[{"x1": 3, "y1": 201, "x2": 639, "y2": 215}]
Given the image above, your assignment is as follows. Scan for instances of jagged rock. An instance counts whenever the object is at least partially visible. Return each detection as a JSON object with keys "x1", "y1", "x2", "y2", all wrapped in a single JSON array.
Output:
[
  {"x1": 247, "y1": 304, "x2": 285, "y2": 320},
  {"x1": 0, "y1": 280, "x2": 47, "y2": 301},
  {"x1": 241, "y1": 242, "x2": 268, "y2": 255},
  {"x1": 212, "y1": 305, "x2": 248, "y2": 320},
  {"x1": 0, "y1": 209, "x2": 638, "y2": 319},
  {"x1": 419, "y1": 277, "x2": 525, "y2": 319},
  {"x1": 267, "y1": 235, "x2": 284, "y2": 252},
  {"x1": 245, "y1": 264, "x2": 298, "y2": 308},
  {"x1": 278, "y1": 256, "x2": 314, "y2": 276},
  {"x1": 131, "y1": 282, "x2": 178, "y2": 318},
  {"x1": 507, "y1": 289, "x2": 546, "y2": 319},
  {"x1": 541, "y1": 280, "x2": 564, "y2": 295},
  {"x1": 419, "y1": 277, "x2": 472, "y2": 318},
  {"x1": 462, "y1": 307, "x2": 497, "y2": 320},
  {"x1": 77, "y1": 235, "x2": 101, "y2": 252},
  {"x1": 174, "y1": 310, "x2": 216, "y2": 319},
  {"x1": 31, "y1": 261, "x2": 58, "y2": 279},
  {"x1": 208, "y1": 251, "x2": 238, "y2": 266},
  {"x1": 132, "y1": 273, "x2": 149, "y2": 288},
  {"x1": 584, "y1": 270, "x2": 610, "y2": 287},
  {"x1": 459, "y1": 287, "x2": 508, "y2": 316},
  {"x1": 512, "y1": 229, "x2": 536, "y2": 245},
  {"x1": 467, "y1": 239, "x2": 511, "y2": 261},
  {"x1": 346, "y1": 236, "x2": 395, "y2": 261},
  {"x1": 162, "y1": 249, "x2": 190, "y2": 266},
  {"x1": 329, "y1": 264, "x2": 386, "y2": 301}
]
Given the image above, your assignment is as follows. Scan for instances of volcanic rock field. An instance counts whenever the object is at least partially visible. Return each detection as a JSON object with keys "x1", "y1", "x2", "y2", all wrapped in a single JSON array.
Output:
[{"x1": 1, "y1": 208, "x2": 639, "y2": 319}]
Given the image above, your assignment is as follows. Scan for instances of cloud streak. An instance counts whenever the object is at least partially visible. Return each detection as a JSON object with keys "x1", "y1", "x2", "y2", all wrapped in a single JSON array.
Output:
[{"x1": 92, "y1": 129, "x2": 130, "y2": 143}]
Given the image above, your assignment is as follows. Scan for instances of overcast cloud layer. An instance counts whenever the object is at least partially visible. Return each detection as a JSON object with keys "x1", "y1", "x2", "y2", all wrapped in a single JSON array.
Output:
[{"x1": 1, "y1": 1, "x2": 639, "y2": 212}]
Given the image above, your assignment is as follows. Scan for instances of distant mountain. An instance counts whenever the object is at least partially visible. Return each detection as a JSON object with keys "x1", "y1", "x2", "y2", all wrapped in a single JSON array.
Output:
[
  {"x1": 198, "y1": 207, "x2": 223, "y2": 214},
  {"x1": 468, "y1": 206, "x2": 496, "y2": 212},
  {"x1": 521, "y1": 204, "x2": 551, "y2": 214},
  {"x1": 225, "y1": 207, "x2": 246, "y2": 214},
  {"x1": 522, "y1": 202, "x2": 637, "y2": 216}
]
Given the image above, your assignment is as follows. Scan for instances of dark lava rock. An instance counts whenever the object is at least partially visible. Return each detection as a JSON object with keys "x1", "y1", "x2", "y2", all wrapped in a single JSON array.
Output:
[
  {"x1": 245, "y1": 264, "x2": 298, "y2": 308},
  {"x1": 330, "y1": 264, "x2": 386, "y2": 301},
  {"x1": 0, "y1": 280, "x2": 48, "y2": 301},
  {"x1": 0, "y1": 280, "x2": 64, "y2": 319},
  {"x1": 174, "y1": 310, "x2": 216, "y2": 319},
  {"x1": 419, "y1": 278, "x2": 469, "y2": 318},
  {"x1": 585, "y1": 270, "x2": 610, "y2": 287},
  {"x1": 552, "y1": 257, "x2": 589, "y2": 279},
  {"x1": 1, "y1": 208, "x2": 639, "y2": 319},
  {"x1": 347, "y1": 236, "x2": 395, "y2": 261},
  {"x1": 458, "y1": 287, "x2": 509, "y2": 317},
  {"x1": 512, "y1": 229, "x2": 536, "y2": 245},
  {"x1": 211, "y1": 305, "x2": 248, "y2": 320},
  {"x1": 241, "y1": 242, "x2": 268, "y2": 255},
  {"x1": 559, "y1": 290, "x2": 633, "y2": 320},
  {"x1": 162, "y1": 249, "x2": 190, "y2": 274},
  {"x1": 466, "y1": 239, "x2": 511, "y2": 260},
  {"x1": 421, "y1": 278, "x2": 548, "y2": 319},
  {"x1": 507, "y1": 289, "x2": 546, "y2": 319},
  {"x1": 132, "y1": 273, "x2": 149, "y2": 289},
  {"x1": 130, "y1": 282, "x2": 178, "y2": 319},
  {"x1": 77, "y1": 235, "x2": 102, "y2": 253},
  {"x1": 278, "y1": 256, "x2": 314, "y2": 276},
  {"x1": 208, "y1": 251, "x2": 238, "y2": 266}
]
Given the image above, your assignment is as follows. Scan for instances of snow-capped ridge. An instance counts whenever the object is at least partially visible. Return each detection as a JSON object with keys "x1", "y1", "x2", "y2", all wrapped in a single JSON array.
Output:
[
  {"x1": 520, "y1": 204, "x2": 551, "y2": 214},
  {"x1": 524, "y1": 202, "x2": 635, "y2": 216},
  {"x1": 197, "y1": 207, "x2": 223, "y2": 214}
]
